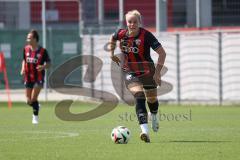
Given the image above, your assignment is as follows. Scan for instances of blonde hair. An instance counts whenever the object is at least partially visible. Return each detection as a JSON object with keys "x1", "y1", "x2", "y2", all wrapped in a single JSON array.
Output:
[{"x1": 125, "y1": 10, "x2": 142, "y2": 24}]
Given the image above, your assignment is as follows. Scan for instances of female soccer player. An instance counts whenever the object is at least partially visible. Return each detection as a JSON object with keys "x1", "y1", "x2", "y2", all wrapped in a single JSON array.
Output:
[
  {"x1": 110, "y1": 10, "x2": 166, "y2": 142},
  {"x1": 20, "y1": 29, "x2": 51, "y2": 124}
]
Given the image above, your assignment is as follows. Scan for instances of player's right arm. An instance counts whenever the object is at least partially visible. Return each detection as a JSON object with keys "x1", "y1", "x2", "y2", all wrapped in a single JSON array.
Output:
[
  {"x1": 20, "y1": 48, "x2": 25, "y2": 75},
  {"x1": 20, "y1": 60, "x2": 25, "y2": 75},
  {"x1": 109, "y1": 33, "x2": 121, "y2": 66}
]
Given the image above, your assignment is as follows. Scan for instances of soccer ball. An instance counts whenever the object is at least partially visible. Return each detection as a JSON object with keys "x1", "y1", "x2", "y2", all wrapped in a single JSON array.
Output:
[{"x1": 111, "y1": 126, "x2": 131, "y2": 144}]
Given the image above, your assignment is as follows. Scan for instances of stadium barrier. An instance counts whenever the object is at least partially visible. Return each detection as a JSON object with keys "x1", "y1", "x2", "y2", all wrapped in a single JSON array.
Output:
[
  {"x1": 1, "y1": 30, "x2": 240, "y2": 105},
  {"x1": 81, "y1": 30, "x2": 240, "y2": 105}
]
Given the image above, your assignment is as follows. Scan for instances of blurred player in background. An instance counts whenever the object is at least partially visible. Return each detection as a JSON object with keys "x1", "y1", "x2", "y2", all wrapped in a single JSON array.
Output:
[
  {"x1": 20, "y1": 29, "x2": 51, "y2": 124},
  {"x1": 109, "y1": 10, "x2": 166, "y2": 142}
]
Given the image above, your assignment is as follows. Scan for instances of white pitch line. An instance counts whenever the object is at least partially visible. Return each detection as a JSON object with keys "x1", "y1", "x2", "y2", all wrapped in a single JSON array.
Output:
[{"x1": 0, "y1": 131, "x2": 79, "y2": 142}]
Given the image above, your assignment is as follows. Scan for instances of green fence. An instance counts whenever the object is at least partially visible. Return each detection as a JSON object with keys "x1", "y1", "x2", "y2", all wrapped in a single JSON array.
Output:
[{"x1": 0, "y1": 29, "x2": 82, "y2": 89}]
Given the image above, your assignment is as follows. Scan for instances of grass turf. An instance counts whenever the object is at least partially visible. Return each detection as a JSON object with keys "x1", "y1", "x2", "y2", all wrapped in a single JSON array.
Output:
[{"x1": 0, "y1": 102, "x2": 239, "y2": 160}]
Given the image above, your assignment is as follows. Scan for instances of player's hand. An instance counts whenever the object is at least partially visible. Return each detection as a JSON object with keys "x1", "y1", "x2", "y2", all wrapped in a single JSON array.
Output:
[
  {"x1": 110, "y1": 42, "x2": 116, "y2": 50},
  {"x1": 36, "y1": 65, "x2": 45, "y2": 71},
  {"x1": 153, "y1": 72, "x2": 161, "y2": 86},
  {"x1": 111, "y1": 55, "x2": 121, "y2": 66},
  {"x1": 20, "y1": 70, "x2": 25, "y2": 76}
]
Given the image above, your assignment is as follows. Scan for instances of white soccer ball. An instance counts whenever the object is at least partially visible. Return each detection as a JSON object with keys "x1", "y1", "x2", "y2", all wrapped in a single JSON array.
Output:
[{"x1": 111, "y1": 126, "x2": 131, "y2": 144}]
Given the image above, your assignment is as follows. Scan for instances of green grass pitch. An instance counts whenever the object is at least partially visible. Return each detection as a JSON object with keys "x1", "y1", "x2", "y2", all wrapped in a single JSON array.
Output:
[{"x1": 0, "y1": 101, "x2": 239, "y2": 160}]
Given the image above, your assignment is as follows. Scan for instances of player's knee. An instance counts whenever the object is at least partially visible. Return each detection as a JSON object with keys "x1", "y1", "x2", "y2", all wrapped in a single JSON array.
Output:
[
  {"x1": 31, "y1": 97, "x2": 38, "y2": 102},
  {"x1": 26, "y1": 99, "x2": 32, "y2": 106},
  {"x1": 147, "y1": 96, "x2": 158, "y2": 103},
  {"x1": 134, "y1": 91, "x2": 145, "y2": 100}
]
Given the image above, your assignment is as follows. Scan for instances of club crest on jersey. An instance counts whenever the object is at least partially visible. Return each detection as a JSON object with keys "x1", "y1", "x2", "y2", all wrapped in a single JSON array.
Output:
[
  {"x1": 26, "y1": 52, "x2": 30, "y2": 56},
  {"x1": 135, "y1": 39, "x2": 141, "y2": 46},
  {"x1": 37, "y1": 54, "x2": 41, "y2": 58}
]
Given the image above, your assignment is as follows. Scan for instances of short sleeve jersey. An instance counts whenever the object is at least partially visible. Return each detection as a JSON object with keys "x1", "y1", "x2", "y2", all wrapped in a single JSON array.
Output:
[
  {"x1": 23, "y1": 45, "x2": 51, "y2": 83},
  {"x1": 112, "y1": 27, "x2": 161, "y2": 76}
]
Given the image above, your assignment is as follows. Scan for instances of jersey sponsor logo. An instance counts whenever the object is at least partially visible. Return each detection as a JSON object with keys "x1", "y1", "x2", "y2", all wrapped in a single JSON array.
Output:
[
  {"x1": 37, "y1": 54, "x2": 41, "y2": 58},
  {"x1": 26, "y1": 57, "x2": 38, "y2": 64},
  {"x1": 120, "y1": 39, "x2": 140, "y2": 54},
  {"x1": 135, "y1": 39, "x2": 141, "y2": 46},
  {"x1": 121, "y1": 46, "x2": 139, "y2": 54}
]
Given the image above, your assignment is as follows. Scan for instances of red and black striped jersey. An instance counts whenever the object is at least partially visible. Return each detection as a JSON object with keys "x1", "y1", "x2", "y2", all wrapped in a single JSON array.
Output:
[
  {"x1": 112, "y1": 27, "x2": 162, "y2": 76},
  {"x1": 23, "y1": 45, "x2": 51, "y2": 83}
]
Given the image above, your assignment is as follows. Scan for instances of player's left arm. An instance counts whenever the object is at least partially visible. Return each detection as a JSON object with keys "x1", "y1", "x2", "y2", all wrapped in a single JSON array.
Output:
[
  {"x1": 37, "y1": 62, "x2": 51, "y2": 72},
  {"x1": 20, "y1": 60, "x2": 25, "y2": 75},
  {"x1": 146, "y1": 31, "x2": 166, "y2": 86},
  {"x1": 153, "y1": 46, "x2": 166, "y2": 86},
  {"x1": 37, "y1": 49, "x2": 51, "y2": 71}
]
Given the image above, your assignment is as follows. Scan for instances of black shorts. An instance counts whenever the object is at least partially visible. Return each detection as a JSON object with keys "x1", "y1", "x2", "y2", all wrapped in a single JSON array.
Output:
[
  {"x1": 24, "y1": 81, "x2": 44, "y2": 89},
  {"x1": 124, "y1": 72, "x2": 157, "y2": 90}
]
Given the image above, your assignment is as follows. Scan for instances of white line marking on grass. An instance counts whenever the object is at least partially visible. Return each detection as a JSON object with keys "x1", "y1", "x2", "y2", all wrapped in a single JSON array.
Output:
[
  {"x1": 0, "y1": 131, "x2": 79, "y2": 142},
  {"x1": 24, "y1": 131, "x2": 80, "y2": 139}
]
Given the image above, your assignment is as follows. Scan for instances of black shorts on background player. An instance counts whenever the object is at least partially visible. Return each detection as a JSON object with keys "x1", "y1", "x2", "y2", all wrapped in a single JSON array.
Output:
[{"x1": 24, "y1": 81, "x2": 44, "y2": 88}]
